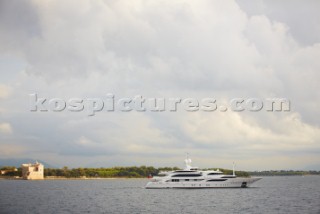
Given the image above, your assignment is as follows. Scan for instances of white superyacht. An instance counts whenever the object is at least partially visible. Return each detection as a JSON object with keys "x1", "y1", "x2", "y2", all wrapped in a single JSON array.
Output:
[{"x1": 146, "y1": 156, "x2": 261, "y2": 189}]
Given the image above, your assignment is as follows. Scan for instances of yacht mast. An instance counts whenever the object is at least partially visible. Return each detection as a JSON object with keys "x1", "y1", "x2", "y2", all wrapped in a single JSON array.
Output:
[{"x1": 233, "y1": 162, "x2": 235, "y2": 176}]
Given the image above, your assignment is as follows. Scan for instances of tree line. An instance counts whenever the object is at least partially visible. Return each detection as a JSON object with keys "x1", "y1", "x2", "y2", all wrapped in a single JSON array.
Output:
[{"x1": 44, "y1": 166, "x2": 180, "y2": 178}]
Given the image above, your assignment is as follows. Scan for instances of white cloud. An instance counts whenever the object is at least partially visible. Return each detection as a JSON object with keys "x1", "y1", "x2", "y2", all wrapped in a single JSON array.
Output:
[
  {"x1": 0, "y1": 0, "x2": 319, "y2": 169},
  {"x1": 0, "y1": 122, "x2": 13, "y2": 134},
  {"x1": 0, "y1": 84, "x2": 11, "y2": 99}
]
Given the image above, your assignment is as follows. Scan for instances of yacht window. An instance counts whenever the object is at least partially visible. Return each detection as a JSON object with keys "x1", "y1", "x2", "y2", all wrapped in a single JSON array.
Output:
[
  {"x1": 221, "y1": 176, "x2": 236, "y2": 178},
  {"x1": 172, "y1": 174, "x2": 202, "y2": 177},
  {"x1": 207, "y1": 179, "x2": 227, "y2": 182},
  {"x1": 174, "y1": 170, "x2": 197, "y2": 173}
]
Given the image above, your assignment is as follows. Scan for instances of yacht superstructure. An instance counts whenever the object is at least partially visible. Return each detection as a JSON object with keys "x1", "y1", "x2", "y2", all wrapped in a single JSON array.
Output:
[{"x1": 145, "y1": 156, "x2": 261, "y2": 189}]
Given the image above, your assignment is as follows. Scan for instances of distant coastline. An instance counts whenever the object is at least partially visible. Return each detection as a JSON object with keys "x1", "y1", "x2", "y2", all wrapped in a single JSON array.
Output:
[
  {"x1": 1, "y1": 165, "x2": 320, "y2": 180},
  {"x1": 0, "y1": 176, "x2": 147, "y2": 180}
]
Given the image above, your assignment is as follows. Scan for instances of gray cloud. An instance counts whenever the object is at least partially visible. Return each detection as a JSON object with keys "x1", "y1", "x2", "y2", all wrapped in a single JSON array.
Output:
[
  {"x1": 0, "y1": 0, "x2": 319, "y2": 170},
  {"x1": 237, "y1": 0, "x2": 320, "y2": 46}
]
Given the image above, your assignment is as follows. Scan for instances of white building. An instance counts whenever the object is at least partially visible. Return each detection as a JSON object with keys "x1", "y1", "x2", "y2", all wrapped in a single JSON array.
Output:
[
  {"x1": 21, "y1": 161, "x2": 44, "y2": 180},
  {"x1": 0, "y1": 168, "x2": 17, "y2": 175}
]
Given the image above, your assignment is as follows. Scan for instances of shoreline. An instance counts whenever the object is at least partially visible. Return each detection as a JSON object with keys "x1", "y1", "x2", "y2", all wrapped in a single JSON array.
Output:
[
  {"x1": 45, "y1": 177, "x2": 148, "y2": 180},
  {"x1": 0, "y1": 176, "x2": 148, "y2": 180}
]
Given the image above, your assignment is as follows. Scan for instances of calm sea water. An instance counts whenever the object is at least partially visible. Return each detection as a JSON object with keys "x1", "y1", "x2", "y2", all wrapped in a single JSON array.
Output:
[{"x1": 0, "y1": 176, "x2": 320, "y2": 214}]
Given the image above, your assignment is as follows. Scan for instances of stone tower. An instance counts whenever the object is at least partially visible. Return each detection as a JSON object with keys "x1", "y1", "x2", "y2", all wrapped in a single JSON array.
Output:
[{"x1": 21, "y1": 161, "x2": 44, "y2": 180}]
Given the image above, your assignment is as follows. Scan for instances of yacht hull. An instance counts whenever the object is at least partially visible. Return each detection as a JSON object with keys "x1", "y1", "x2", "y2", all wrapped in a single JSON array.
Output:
[{"x1": 145, "y1": 177, "x2": 261, "y2": 189}]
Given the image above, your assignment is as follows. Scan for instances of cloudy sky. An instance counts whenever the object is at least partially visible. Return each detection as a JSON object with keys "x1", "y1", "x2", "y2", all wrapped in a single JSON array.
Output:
[{"x1": 0, "y1": 0, "x2": 319, "y2": 170}]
